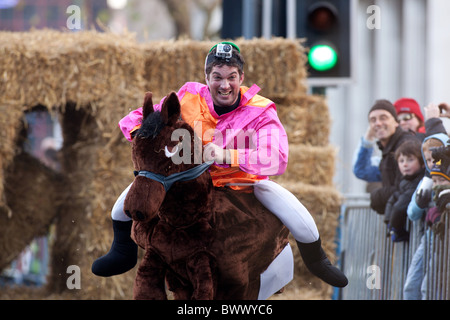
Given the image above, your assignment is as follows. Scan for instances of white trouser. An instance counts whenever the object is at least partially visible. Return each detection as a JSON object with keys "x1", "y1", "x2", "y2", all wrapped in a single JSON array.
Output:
[
  {"x1": 111, "y1": 179, "x2": 319, "y2": 243},
  {"x1": 111, "y1": 183, "x2": 133, "y2": 222},
  {"x1": 253, "y1": 179, "x2": 319, "y2": 243}
]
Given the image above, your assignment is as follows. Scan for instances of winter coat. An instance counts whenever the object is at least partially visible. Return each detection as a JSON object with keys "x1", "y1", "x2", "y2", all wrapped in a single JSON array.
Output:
[
  {"x1": 384, "y1": 168, "x2": 425, "y2": 230},
  {"x1": 370, "y1": 127, "x2": 418, "y2": 214}
]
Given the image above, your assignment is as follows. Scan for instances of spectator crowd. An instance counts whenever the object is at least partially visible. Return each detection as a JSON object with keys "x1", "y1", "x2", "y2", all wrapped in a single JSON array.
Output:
[{"x1": 353, "y1": 98, "x2": 450, "y2": 299}]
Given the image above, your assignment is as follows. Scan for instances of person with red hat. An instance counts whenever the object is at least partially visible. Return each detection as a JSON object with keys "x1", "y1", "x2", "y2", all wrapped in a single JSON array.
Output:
[
  {"x1": 354, "y1": 99, "x2": 447, "y2": 184},
  {"x1": 394, "y1": 98, "x2": 425, "y2": 134}
]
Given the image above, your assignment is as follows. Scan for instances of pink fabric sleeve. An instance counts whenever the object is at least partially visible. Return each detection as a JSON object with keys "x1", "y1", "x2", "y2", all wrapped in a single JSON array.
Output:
[
  {"x1": 236, "y1": 107, "x2": 289, "y2": 176},
  {"x1": 118, "y1": 107, "x2": 143, "y2": 141}
]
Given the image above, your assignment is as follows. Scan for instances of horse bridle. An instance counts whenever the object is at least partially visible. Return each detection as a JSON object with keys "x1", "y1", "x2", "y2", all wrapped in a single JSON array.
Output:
[{"x1": 134, "y1": 160, "x2": 214, "y2": 192}]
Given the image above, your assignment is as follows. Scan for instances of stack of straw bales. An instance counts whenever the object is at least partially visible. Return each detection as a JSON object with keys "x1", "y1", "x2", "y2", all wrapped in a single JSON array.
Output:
[
  {"x1": 271, "y1": 95, "x2": 342, "y2": 300},
  {"x1": 0, "y1": 30, "x2": 146, "y2": 299},
  {"x1": 0, "y1": 30, "x2": 341, "y2": 300}
]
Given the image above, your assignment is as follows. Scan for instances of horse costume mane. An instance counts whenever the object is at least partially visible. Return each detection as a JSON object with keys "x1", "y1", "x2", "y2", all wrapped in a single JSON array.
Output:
[
  {"x1": 124, "y1": 91, "x2": 291, "y2": 300},
  {"x1": 134, "y1": 109, "x2": 166, "y2": 140}
]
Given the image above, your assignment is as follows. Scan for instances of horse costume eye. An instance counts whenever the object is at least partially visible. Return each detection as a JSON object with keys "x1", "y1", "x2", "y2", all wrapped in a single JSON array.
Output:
[{"x1": 165, "y1": 145, "x2": 179, "y2": 158}]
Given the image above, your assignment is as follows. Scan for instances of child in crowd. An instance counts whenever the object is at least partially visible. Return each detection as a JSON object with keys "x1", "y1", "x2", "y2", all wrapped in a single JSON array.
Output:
[
  {"x1": 408, "y1": 134, "x2": 449, "y2": 216},
  {"x1": 427, "y1": 162, "x2": 450, "y2": 231},
  {"x1": 384, "y1": 139, "x2": 425, "y2": 242},
  {"x1": 403, "y1": 133, "x2": 450, "y2": 300},
  {"x1": 416, "y1": 161, "x2": 450, "y2": 299}
]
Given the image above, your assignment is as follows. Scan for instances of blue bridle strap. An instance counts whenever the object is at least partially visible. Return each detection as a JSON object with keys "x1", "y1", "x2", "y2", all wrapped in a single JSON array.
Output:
[{"x1": 136, "y1": 161, "x2": 214, "y2": 191}]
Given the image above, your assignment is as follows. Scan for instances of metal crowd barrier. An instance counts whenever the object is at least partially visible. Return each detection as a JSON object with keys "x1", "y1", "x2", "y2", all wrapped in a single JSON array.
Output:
[{"x1": 338, "y1": 195, "x2": 450, "y2": 300}]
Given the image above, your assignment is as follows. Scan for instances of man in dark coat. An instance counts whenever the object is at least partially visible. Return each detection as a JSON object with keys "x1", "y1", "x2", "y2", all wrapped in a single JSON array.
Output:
[{"x1": 367, "y1": 100, "x2": 419, "y2": 214}]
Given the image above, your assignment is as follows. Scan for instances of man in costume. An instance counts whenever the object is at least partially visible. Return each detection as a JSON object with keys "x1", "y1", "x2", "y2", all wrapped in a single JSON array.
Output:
[{"x1": 92, "y1": 42, "x2": 348, "y2": 288}]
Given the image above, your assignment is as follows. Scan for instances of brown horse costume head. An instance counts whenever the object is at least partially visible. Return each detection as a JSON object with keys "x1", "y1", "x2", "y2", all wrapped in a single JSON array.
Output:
[{"x1": 124, "y1": 92, "x2": 290, "y2": 300}]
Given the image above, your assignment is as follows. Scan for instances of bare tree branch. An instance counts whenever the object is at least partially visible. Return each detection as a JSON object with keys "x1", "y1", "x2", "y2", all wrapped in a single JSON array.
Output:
[{"x1": 162, "y1": 0, "x2": 192, "y2": 38}]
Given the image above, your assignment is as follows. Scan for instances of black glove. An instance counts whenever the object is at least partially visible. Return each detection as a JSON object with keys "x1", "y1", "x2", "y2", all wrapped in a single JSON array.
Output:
[
  {"x1": 416, "y1": 188, "x2": 432, "y2": 209},
  {"x1": 435, "y1": 188, "x2": 450, "y2": 213},
  {"x1": 432, "y1": 144, "x2": 450, "y2": 170}
]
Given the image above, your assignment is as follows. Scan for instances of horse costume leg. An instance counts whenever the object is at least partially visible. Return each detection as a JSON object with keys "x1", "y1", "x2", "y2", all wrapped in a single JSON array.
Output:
[
  {"x1": 134, "y1": 249, "x2": 167, "y2": 300},
  {"x1": 92, "y1": 184, "x2": 137, "y2": 277},
  {"x1": 253, "y1": 180, "x2": 348, "y2": 288},
  {"x1": 186, "y1": 252, "x2": 217, "y2": 300}
]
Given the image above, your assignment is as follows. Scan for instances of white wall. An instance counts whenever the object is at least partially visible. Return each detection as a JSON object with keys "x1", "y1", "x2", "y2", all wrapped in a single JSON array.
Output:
[{"x1": 425, "y1": 0, "x2": 450, "y2": 104}]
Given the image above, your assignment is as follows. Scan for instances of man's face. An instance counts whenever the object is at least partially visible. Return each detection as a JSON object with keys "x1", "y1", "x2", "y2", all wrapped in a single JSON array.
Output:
[
  {"x1": 368, "y1": 109, "x2": 399, "y2": 146},
  {"x1": 206, "y1": 65, "x2": 244, "y2": 108}
]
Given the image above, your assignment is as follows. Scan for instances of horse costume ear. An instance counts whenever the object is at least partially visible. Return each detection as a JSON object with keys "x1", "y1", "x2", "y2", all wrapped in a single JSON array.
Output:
[
  {"x1": 161, "y1": 92, "x2": 181, "y2": 126},
  {"x1": 142, "y1": 92, "x2": 154, "y2": 120}
]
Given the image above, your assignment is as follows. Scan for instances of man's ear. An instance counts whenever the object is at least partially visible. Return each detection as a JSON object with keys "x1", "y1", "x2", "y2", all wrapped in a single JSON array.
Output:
[
  {"x1": 205, "y1": 73, "x2": 210, "y2": 87},
  {"x1": 239, "y1": 72, "x2": 245, "y2": 85}
]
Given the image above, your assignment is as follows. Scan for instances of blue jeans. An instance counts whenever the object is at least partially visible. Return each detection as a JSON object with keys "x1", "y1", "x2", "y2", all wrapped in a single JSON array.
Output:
[{"x1": 403, "y1": 234, "x2": 425, "y2": 300}]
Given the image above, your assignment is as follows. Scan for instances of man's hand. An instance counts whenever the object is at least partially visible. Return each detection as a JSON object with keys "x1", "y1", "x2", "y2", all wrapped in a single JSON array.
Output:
[
  {"x1": 424, "y1": 103, "x2": 440, "y2": 120},
  {"x1": 364, "y1": 125, "x2": 376, "y2": 142}
]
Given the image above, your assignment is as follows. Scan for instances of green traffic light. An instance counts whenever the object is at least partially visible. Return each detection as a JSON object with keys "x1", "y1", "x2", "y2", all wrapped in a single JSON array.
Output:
[{"x1": 308, "y1": 44, "x2": 338, "y2": 72}]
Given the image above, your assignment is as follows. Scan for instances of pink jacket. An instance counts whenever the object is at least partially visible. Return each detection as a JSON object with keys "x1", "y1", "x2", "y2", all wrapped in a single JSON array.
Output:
[{"x1": 119, "y1": 82, "x2": 288, "y2": 187}]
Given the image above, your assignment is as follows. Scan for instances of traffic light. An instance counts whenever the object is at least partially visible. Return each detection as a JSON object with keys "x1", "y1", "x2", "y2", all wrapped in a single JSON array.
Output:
[{"x1": 297, "y1": 0, "x2": 352, "y2": 84}]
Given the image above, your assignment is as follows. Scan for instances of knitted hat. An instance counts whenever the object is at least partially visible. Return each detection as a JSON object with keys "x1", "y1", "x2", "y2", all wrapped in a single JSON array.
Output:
[
  {"x1": 368, "y1": 99, "x2": 398, "y2": 122},
  {"x1": 430, "y1": 161, "x2": 450, "y2": 182},
  {"x1": 394, "y1": 98, "x2": 424, "y2": 122}
]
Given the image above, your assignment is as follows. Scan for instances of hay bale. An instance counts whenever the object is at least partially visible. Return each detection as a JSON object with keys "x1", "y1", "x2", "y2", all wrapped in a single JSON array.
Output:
[
  {"x1": 237, "y1": 38, "x2": 308, "y2": 100},
  {"x1": 279, "y1": 144, "x2": 337, "y2": 186},
  {"x1": 275, "y1": 181, "x2": 342, "y2": 217},
  {"x1": 43, "y1": 103, "x2": 136, "y2": 299},
  {"x1": 276, "y1": 95, "x2": 331, "y2": 146},
  {"x1": 0, "y1": 29, "x2": 146, "y2": 299},
  {"x1": 0, "y1": 105, "x2": 23, "y2": 216},
  {"x1": 0, "y1": 152, "x2": 62, "y2": 271},
  {"x1": 0, "y1": 30, "x2": 146, "y2": 112}
]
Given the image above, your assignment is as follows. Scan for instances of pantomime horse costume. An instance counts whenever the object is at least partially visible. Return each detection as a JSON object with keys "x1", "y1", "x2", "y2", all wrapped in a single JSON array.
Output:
[
  {"x1": 91, "y1": 41, "x2": 348, "y2": 299},
  {"x1": 124, "y1": 92, "x2": 293, "y2": 300}
]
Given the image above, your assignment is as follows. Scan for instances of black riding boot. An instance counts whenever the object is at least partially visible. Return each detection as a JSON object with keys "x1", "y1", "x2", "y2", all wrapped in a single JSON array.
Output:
[
  {"x1": 297, "y1": 238, "x2": 348, "y2": 287},
  {"x1": 92, "y1": 220, "x2": 137, "y2": 277}
]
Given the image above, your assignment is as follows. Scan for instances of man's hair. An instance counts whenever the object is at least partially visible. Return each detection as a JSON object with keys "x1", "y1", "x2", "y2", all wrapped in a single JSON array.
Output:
[
  {"x1": 395, "y1": 139, "x2": 424, "y2": 166},
  {"x1": 205, "y1": 46, "x2": 245, "y2": 76}
]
